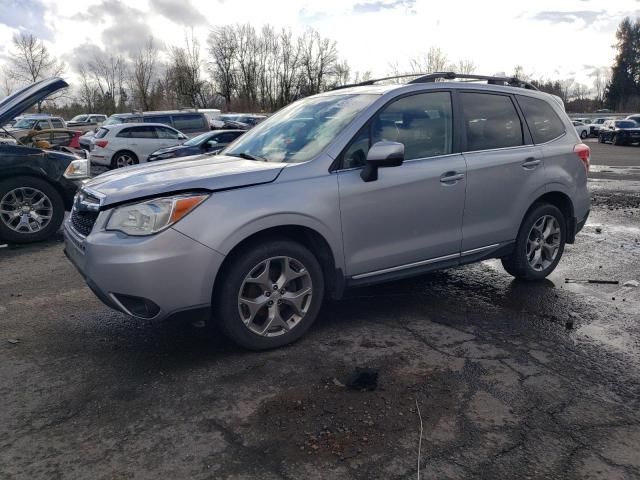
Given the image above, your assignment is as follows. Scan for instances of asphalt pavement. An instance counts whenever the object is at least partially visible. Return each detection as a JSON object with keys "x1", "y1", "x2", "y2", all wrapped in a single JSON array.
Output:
[{"x1": 1, "y1": 145, "x2": 640, "y2": 479}]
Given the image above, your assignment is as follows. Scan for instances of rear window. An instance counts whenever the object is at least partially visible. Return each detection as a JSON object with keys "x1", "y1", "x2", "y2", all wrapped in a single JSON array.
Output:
[
  {"x1": 461, "y1": 93, "x2": 524, "y2": 151},
  {"x1": 517, "y1": 95, "x2": 565, "y2": 144},
  {"x1": 172, "y1": 114, "x2": 206, "y2": 131},
  {"x1": 94, "y1": 127, "x2": 109, "y2": 139}
]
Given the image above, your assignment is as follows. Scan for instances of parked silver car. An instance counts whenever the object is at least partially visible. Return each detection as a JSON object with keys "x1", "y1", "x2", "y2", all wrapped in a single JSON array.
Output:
[{"x1": 64, "y1": 73, "x2": 590, "y2": 350}]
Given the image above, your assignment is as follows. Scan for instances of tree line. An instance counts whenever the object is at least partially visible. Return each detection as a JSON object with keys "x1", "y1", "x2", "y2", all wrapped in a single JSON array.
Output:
[{"x1": 1, "y1": 17, "x2": 639, "y2": 117}]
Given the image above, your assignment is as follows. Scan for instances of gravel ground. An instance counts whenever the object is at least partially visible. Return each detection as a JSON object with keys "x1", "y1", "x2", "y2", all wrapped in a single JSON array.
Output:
[{"x1": 1, "y1": 176, "x2": 640, "y2": 479}]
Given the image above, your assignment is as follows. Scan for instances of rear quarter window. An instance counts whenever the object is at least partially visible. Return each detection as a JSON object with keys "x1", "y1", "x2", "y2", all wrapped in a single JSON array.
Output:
[
  {"x1": 516, "y1": 95, "x2": 566, "y2": 144},
  {"x1": 94, "y1": 127, "x2": 109, "y2": 139}
]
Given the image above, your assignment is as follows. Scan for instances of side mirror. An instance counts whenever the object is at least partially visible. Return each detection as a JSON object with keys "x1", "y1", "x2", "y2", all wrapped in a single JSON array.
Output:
[{"x1": 360, "y1": 141, "x2": 405, "y2": 182}]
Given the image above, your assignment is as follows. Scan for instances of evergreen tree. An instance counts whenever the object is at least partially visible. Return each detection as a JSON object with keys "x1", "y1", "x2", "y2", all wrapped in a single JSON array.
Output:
[{"x1": 605, "y1": 17, "x2": 640, "y2": 111}]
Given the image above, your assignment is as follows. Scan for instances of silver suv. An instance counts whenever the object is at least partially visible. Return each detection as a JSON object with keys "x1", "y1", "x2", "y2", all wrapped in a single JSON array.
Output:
[{"x1": 64, "y1": 73, "x2": 591, "y2": 350}]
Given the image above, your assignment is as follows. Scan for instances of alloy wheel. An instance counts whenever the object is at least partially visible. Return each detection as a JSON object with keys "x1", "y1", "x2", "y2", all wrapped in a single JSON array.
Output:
[
  {"x1": 526, "y1": 215, "x2": 561, "y2": 271},
  {"x1": 0, "y1": 187, "x2": 53, "y2": 234},
  {"x1": 238, "y1": 256, "x2": 313, "y2": 337},
  {"x1": 116, "y1": 154, "x2": 135, "y2": 168}
]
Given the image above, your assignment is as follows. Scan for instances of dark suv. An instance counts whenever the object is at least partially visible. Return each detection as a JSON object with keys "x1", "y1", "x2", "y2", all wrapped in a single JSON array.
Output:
[{"x1": 0, "y1": 78, "x2": 90, "y2": 243}]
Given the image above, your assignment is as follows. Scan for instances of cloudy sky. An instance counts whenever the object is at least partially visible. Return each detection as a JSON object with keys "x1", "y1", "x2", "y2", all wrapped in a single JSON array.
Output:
[{"x1": 0, "y1": 0, "x2": 639, "y2": 88}]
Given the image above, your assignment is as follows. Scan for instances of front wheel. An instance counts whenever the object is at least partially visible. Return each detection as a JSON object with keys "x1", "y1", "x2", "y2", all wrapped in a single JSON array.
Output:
[
  {"x1": 501, "y1": 204, "x2": 566, "y2": 281},
  {"x1": 0, "y1": 176, "x2": 65, "y2": 243},
  {"x1": 580, "y1": 130, "x2": 588, "y2": 139},
  {"x1": 214, "y1": 239, "x2": 325, "y2": 350}
]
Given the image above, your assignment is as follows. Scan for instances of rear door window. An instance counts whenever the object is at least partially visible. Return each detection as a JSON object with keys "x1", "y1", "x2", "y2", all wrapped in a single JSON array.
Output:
[
  {"x1": 461, "y1": 92, "x2": 524, "y2": 151},
  {"x1": 172, "y1": 114, "x2": 207, "y2": 132},
  {"x1": 516, "y1": 95, "x2": 566, "y2": 144},
  {"x1": 118, "y1": 126, "x2": 156, "y2": 139}
]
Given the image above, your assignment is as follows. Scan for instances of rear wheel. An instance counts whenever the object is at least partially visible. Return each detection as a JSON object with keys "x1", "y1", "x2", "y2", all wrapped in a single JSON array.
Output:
[
  {"x1": 0, "y1": 176, "x2": 65, "y2": 243},
  {"x1": 214, "y1": 239, "x2": 325, "y2": 350},
  {"x1": 111, "y1": 151, "x2": 139, "y2": 169},
  {"x1": 501, "y1": 204, "x2": 566, "y2": 281}
]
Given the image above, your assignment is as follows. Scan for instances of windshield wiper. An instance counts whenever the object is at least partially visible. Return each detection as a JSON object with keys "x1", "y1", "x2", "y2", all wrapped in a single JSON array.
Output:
[{"x1": 229, "y1": 152, "x2": 269, "y2": 162}]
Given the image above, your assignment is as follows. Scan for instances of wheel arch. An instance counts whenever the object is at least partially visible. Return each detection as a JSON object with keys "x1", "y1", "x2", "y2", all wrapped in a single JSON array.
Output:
[
  {"x1": 524, "y1": 190, "x2": 576, "y2": 243},
  {"x1": 213, "y1": 224, "x2": 344, "y2": 303}
]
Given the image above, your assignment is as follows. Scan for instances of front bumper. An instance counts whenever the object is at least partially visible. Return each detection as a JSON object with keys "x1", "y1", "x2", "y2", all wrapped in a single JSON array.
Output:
[{"x1": 64, "y1": 220, "x2": 225, "y2": 321}]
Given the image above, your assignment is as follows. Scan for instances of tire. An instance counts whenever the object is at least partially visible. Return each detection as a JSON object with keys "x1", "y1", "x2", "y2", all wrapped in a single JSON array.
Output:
[
  {"x1": 111, "y1": 151, "x2": 139, "y2": 169},
  {"x1": 0, "y1": 176, "x2": 65, "y2": 244},
  {"x1": 580, "y1": 130, "x2": 588, "y2": 139},
  {"x1": 214, "y1": 239, "x2": 325, "y2": 350},
  {"x1": 613, "y1": 134, "x2": 624, "y2": 146},
  {"x1": 598, "y1": 134, "x2": 604, "y2": 143},
  {"x1": 501, "y1": 203, "x2": 566, "y2": 281}
]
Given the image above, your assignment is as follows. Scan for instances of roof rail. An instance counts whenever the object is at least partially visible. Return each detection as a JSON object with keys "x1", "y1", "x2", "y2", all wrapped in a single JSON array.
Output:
[
  {"x1": 331, "y1": 72, "x2": 538, "y2": 91},
  {"x1": 407, "y1": 72, "x2": 538, "y2": 90},
  {"x1": 331, "y1": 73, "x2": 432, "y2": 90}
]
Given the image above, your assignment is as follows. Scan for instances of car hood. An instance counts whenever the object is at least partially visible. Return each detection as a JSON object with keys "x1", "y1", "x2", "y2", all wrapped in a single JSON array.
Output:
[
  {"x1": 0, "y1": 77, "x2": 68, "y2": 126},
  {"x1": 151, "y1": 144, "x2": 193, "y2": 156},
  {"x1": 85, "y1": 154, "x2": 287, "y2": 207}
]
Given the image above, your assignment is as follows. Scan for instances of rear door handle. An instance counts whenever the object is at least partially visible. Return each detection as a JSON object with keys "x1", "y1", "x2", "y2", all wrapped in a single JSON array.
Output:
[
  {"x1": 440, "y1": 172, "x2": 465, "y2": 184},
  {"x1": 522, "y1": 157, "x2": 541, "y2": 169}
]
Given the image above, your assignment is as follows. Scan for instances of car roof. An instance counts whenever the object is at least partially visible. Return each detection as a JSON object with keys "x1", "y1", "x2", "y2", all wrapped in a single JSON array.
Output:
[
  {"x1": 103, "y1": 122, "x2": 180, "y2": 130},
  {"x1": 113, "y1": 110, "x2": 205, "y2": 118}
]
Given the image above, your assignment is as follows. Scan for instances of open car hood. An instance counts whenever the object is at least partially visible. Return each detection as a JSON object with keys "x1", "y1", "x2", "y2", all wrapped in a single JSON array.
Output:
[{"x1": 0, "y1": 77, "x2": 68, "y2": 126}]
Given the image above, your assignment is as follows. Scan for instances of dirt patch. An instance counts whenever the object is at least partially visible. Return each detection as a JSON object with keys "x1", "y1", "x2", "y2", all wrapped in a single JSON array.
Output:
[
  {"x1": 254, "y1": 368, "x2": 463, "y2": 461},
  {"x1": 591, "y1": 191, "x2": 640, "y2": 210}
]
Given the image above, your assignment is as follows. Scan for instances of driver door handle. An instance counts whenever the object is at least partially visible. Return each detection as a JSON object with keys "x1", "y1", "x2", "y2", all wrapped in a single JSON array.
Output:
[
  {"x1": 440, "y1": 171, "x2": 465, "y2": 184},
  {"x1": 522, "y1": 158, "x2": 541, "y2": 169}
]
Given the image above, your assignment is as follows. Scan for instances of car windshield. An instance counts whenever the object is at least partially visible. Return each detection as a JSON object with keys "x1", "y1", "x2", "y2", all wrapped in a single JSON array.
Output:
[
  {"x1": 103, "y1": 116, "x2": 125, "y2": 126},
  {"x1": 183, "y1": 131, "x2": 212, "y2": 146},
  {"x1": 71, "y1": 115, "x2": 88, "y2": 122},
  {"x1": 616, "y1": 121, "x2": 637, "y2": 128},
  {"x1": 224, "y1": 94, "x2": 378, "y2": 163},
  {"x1": 13, "y1": 118, "x2": 39, "y2": 129}
]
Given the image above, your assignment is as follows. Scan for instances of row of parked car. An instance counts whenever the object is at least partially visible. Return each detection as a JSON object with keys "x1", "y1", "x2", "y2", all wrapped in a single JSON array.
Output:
[
  {"x1": 0, "y1": 78, "x2": 264, "y2": 244},
  {"x1": 571, "y1": 114, "x2": 640, "y2": 145}
]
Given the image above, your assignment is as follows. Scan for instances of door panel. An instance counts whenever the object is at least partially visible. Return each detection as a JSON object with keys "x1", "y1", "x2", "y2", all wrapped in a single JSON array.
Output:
[
  {"x1": 338, "y1": 90, "x2": 466, "y2": 277},
  {"x1": 339, "y1": 154, "x2": 467, "y2": 276},
  {"x1": 462, "y1": 145, "x2": 544, "y2": 251}
]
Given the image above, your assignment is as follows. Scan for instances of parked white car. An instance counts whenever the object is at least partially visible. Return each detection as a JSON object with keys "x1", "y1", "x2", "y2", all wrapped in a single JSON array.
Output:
[
  {"x1": 572, "y1": 120, "x2": 590, "y2": 139},
  {"x1": 89, "y1": 123, "x2": 188, "y2": 168}
]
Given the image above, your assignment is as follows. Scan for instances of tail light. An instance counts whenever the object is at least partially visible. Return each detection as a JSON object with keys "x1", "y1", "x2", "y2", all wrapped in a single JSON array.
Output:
[
  {"x1": 95, "y1": 140, "x2": 108, "y2": 148},
  {"x1": 574, "y1": 143, "x2": 590, "y2": 172}
]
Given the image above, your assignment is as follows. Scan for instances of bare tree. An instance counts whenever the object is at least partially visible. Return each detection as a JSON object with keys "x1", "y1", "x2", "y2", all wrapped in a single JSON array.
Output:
[
  {"x1": 7, "y1": 32, "x2": 65, "y2": 111},
  {"x1": 277, "y1": 28, "x2": 302, "y2": 106},
  {"x1": 0, "y1": 69, "x2": 16, "y2": 97},
  {"x1": 300, "y1": 28, "x2": 338, "y2": 95},
  {"x1": 131, "y1": 39, "x2": 158, "y2": 110},
  {"x1": 456, "y1": 59, "x2": 476, "y2": 75},
  {"x1": 409, "y1": 47, "x2": 449, "y2": 73},
  {"x1": 208, "y1": 25, "x2": 239, "y2": 110},
  {"x1": 168, "y1": 31, "x2": 209, "y2": 108},
  {"x1": 88, "y1": 53, "x2": 128, "y2": 114},
  {"x1": 592, "y1": 67, "x2": 610, "y2": 104}
]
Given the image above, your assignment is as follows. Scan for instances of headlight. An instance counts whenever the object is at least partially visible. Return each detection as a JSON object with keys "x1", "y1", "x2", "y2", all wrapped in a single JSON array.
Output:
[
  {"x1": 105, "y1": 193, "x2": 209, "y2": 236},
  {"x1": 64, "y1": 159, "x2": 90, "y2": 179}
]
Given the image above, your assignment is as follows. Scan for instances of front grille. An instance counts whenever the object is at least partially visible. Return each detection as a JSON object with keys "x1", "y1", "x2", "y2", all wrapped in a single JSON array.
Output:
[{"x1": 71, "y1": 208, "x2": 98, "y2": 236}]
